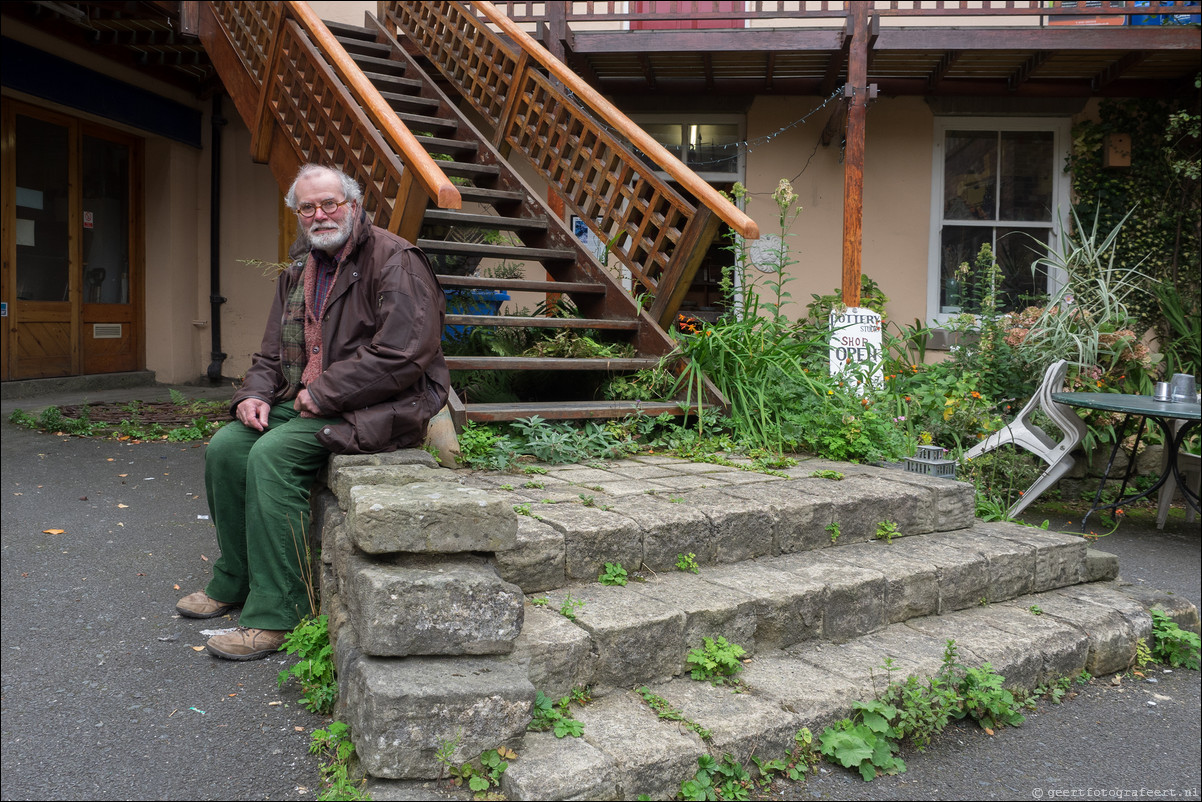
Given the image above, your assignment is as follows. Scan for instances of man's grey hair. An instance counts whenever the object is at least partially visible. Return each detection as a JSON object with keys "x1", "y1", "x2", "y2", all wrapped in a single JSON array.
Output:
[{"x1": 284, "y1": 164, "x2": 363, "y2": 209}]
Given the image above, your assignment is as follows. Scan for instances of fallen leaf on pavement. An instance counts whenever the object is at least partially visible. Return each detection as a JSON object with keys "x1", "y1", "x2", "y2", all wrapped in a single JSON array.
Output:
[
  {"x1": 174, "y1": 584, "x2": 181, "y2": 590},
  {"x1": 192, "y1": 646, "x2": 205, "y2": 651},
  {"x1": 117, "y1": 503, "x2": 129, "y2": 509},
  {"x1": 294, "y1": 726, "x2": 305, "y2": 732},
  {"x1": 201, "y1": 554, "x2": 209, "y2": 561},
  {"x1": 43, "y1": 529, "x2": 65, "y2": 535}
]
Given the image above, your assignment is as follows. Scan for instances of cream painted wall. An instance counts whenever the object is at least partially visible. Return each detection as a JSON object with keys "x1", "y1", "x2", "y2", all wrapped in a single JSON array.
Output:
[
  {"x1": 211, "y1": 115, "x2": 287, "y2": 383},
  {"x1": 743, "y1": 95, "x2": 935, "y2": 327},
  {"x1": 306, "y1": 1, "x2": 375, "y2": 27}
]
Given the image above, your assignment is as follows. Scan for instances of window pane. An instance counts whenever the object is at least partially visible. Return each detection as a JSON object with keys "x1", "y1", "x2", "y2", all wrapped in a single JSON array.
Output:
[
  {"x1": 641, "y1": 123, "x2": 683, "y2": 162},
  {"x1": 15, "y1": 115, "x2": 70, "y2": 302},
  {"x1": 944, "y1": 131, "x2": 997, "y2": 221},
  {"x1": 1000, "y1": 131, "x2": 1054, "y2": 222},
  {"x1": 939, "y1": 225, "x2": 992, "y2": 313},
  {"x1": 689, "y1": 123, "x2": 739, "y2": 172},
  {"x1": 996, "y1": 227, "x2": 1050, "y2": 308},
  {"x1": 82, "y1": 135, "x2": 131, "y2": 304}
]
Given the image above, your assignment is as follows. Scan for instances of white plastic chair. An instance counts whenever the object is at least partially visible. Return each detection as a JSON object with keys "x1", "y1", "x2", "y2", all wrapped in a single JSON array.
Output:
[
  {"x1": 1157, "y1": 418, "x2": 1200, "y2": 530},
  {"x1": 963, "y1": 359, "x2": 1087, "y2": 517}
]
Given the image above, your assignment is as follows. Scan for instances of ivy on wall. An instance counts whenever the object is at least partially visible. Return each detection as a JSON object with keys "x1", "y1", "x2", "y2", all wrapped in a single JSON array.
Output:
[{"x1": 1066, "y1": 77, "x2": 1201, "y2": 335}]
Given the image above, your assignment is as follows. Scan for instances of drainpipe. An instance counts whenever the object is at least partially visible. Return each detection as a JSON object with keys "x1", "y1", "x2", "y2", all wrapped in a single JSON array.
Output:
[{"x1": 207, "y1": 94, "x2": 227, "y2": 382}]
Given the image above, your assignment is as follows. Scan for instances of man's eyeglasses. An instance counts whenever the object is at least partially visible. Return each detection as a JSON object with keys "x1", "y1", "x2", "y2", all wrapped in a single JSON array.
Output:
[{"x1": 295, "y1": 198, "x2": 351, "y2": 218}]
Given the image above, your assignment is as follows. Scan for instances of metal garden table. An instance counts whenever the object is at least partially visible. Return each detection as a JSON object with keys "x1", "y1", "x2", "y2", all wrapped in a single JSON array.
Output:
[{"x1": 1051, "y1": 392, "x2": 1201, "y2": 532}]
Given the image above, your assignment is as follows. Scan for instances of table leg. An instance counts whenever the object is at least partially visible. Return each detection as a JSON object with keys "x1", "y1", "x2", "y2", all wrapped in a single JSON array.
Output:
[
  {"x1": 1079, "y1": 414, "x2": 1176, "y2": 532},
  {"x1": 1168, "y1": 419, "x2": 1200, "y2": 514}
]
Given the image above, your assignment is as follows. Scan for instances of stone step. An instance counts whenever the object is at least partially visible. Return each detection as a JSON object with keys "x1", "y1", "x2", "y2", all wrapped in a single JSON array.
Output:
[
  {"x1": 496, "y1": 582, "x2": 1199, "y2": 801},
  {"x1": 459, "y1": 456, "x2": 977, "y2": 591},
  {"x1": 512, "y1": 521, "x2": 1113, "y2": 695}
]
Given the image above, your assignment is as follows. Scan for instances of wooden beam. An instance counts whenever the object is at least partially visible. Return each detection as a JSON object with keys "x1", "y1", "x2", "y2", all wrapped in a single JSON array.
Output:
[
  {"x1": 1092, "y1": 50, "x2": 1149, "y2": 92},
  {"x1": 1008, "y1": 50, "x2": 1050, "y2": 92},
  {"x1": 841, "y1": 5, "x2": 870, "y2": 309}
]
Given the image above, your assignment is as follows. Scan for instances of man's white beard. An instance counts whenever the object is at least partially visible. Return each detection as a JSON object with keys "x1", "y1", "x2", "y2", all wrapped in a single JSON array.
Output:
[{"x1": 307, "y1": 218, "x2": 352, "y2": 253}]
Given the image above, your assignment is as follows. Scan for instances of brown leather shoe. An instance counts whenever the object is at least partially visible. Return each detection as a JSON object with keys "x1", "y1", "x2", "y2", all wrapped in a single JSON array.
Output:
[
  {"x1": 205, "y1": 627, "x2": 288, "y2": 661},
  {"x1": 176, "y1": 591, "x2": 237, "y2": 619}
]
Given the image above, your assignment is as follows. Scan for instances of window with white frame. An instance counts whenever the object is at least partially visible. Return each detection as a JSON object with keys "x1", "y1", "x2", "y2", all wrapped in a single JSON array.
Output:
[{"x1": 929, "y1": 118, "x2": 1071, "y2": 320}]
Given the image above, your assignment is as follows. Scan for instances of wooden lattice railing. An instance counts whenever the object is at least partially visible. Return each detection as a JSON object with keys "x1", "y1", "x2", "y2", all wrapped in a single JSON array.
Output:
[
  {"x1": 376, "y1": 0, "x2": 759, "y2": 329},
  {"x1": 198, "y1": 1, "x2": 459, "y2": 241},
  {"x1": 488, "y1": 0, "x2": 1196, "y2": 23}
]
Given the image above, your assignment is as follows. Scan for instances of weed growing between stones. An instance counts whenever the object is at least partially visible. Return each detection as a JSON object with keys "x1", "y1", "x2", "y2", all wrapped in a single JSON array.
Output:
[
  {"x1": 278, "y1": 615, "x2": 337, "y2": 715},
  {"x1": 809, "y1": 469, "x2": 844, "y2": 480},
  {"x1": 559, "y1": 593, "x2": 585, "y2": 621},
  {"x1": 598, "y1": 562, "x2": 629, "y2": 586},
  {"x1": 1151, "y1": 609, "x2": 1202, "y2": 669},
  {"x1": 309, "y1": 721, "x2": 368, "y2": 800},
  {"x1": 635, "y1": 686, "x2": 712, "y2": 740},
  {"x1": 439, "y1": 742, "x2": 515, "y2": 796},
  {"x1": 826, "y1": 520, "x2": 841, "y2": 543},
  {"x1": 528, "y1": 690, "x2": 585, "y2": 738},
  {"x1": 686, "y1": 636, "x2": 747, "y2": 689},
  {"x1": 875, "y1": 519, "x2": 901, "y2": 544},
  {"x1": 675, "y1": 552, "x2": 700, "y2": 573}
]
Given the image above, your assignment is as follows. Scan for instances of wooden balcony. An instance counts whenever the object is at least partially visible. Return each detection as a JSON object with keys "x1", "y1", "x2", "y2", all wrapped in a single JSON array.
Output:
[{"x1": 487, "y1": 1, "x2": 1201, "y2": 97}]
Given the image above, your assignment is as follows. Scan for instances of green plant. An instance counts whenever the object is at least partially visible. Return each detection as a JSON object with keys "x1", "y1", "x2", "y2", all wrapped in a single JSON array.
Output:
[
  {"x1": 826, "y1": 521, "x2": 841, "y2": 543},
  {"x1": 446, "y1": 747, "x2": 515, "y2": 796},
  {"x1": 687, "y1": 636, "x2": 747, "y2": 688},
  {"x1": 636, "y1": 686, "x2": 711, "y2": 740},
  {"x1": 875, "y1": 520, "x2": 900, "y2": 545},
  {"x1": 1029, "y1": 605, "x2": 1044, "y2": 616},
  {"x1": 278, "y1": 615, "x2": 337, "y2": 715},
  {"x1": 809, "y1": 469, "x2": 845, "y2": 480},
  {"x1": 559, "y1": 593, "x2": 585, "y2": 621},
  {"x1": 456, "y1": 421, "x2": 519, "y2": 471},
  {"x1": 309, "y1": 721, "x2": 368, "y2": 801},
  {"x1": 818, "y1": 699, "x2": 907, "y2": 782},
  {"x1": 953, "y1": 663, "x2": 1025, "y2": 730},
  {"x1": 680, "y1": 754, "x2": 753, "y2": 802},
  {"x1": 530, "y1": 596, "x2": 549, "y2": 608},
  {"x1": 598, "y1": 562, "x2": 628, "y2": 586},
  {"x1": 675, "y1": 552, "x2": 700, "y2": 574},
  {"x1": 878, "y1": 662, "x2": 958, "y2": 752},
  {"x1": 1134, "y1": 637, "x2": 1154, "y2": 670},
  {"x1": 1150, "y1": 609, "x2": 1202, "y2": 669},
  {"x1": 528, "y1": 690, "x2": 584, "y2": 738}
]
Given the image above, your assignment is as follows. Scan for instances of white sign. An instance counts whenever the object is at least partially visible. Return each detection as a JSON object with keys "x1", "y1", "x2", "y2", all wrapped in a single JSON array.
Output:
[{"x1": 829, "y1": 306, "x2": 883, "y2": 388}]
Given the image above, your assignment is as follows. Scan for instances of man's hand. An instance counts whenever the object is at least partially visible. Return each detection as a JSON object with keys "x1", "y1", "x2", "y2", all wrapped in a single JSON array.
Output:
[
  {"x1": 235, "y1": 398, "x2": 271, "y2": 432},
  {"x1": 293, "y1": 388, "x2": 322, "y2": 416}
]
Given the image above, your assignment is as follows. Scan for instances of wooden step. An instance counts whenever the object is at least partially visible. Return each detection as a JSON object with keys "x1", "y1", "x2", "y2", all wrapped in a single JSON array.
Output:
[
  {"x1": 444, "y1": 315, "x2": 640, "y2": 331},
  {"x1": 462, "y1": 400, "x2": 687, "y2": 423},
  {"x1": 379, "y1": 90, "x2": 443, "y2": 115},
  {"x1": 361, "y1": 71, "x2": 424, "y2": 94},
  {"x1": 396, "y1": 111, "x2": 458, "y2": 135},
  {"x1": 349, "y1": 53, "x2": 408, "y2": 77},
  {"x1": 455, "y1": 186, "x2": 525, "y2": 206},
  {"x1": 332, "y1": 35, "x2": 391, "y2": 59},
  {"x1": 446, "y1": 356, "x2": 662, "y2": 371},
  {"x1": 415, "y1": 135, "x2": 479, "y2": 158},
  {"x1": 323, "y1": 19, "x2": 377, "y2": 41},
  {"x1": 423, "y1": 209, "x2": 548, "y2": 233},
  {"x1": 418, "y1": 239, "x2": 575, "y2": 263},
  {"x1": 438, "y1": 275, "x2": 606, "y2": 295},
  {"x1": 436, "y1": 160, "x2": 501, "y2": 180}
]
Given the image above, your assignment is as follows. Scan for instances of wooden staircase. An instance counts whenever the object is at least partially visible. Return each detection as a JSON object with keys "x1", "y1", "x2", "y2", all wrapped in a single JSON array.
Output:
[{"x1": 196, "y1": 1, "x2": 757, "y2": 427}]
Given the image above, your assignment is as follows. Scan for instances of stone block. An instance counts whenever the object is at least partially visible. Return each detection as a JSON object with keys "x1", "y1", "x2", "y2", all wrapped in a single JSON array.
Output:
[
  {"x1": 311, "y1": 488, "x2": 344, "y2": 565},
  {"x1": 340, "y1": 653, "x2": 534, "y2": 779},
  {"x1": 987, "y1": 602, "x2": 1091, "y2": 684},
  {"x1": 531, "y1": 504, "x2": 643, "y2": 581},
  {"x1": 611, "y1": 494, "x2": 717, "y2": 572},
  {"x1": 668, "y1": 488, "x2": 776, "y2": 564},
  {"x1": 624, "y1": 571, "x2": 759, "y2": 660},
  {"x1": 982, "y1": 522, "x2": 1086, "y2": 591},
  {"x1": 944, "y1": 529, "x2": 1037, "y2": 604},
  {"x1": 324, "y1": 448, "x2": 438, "y2": 483},
  {"x1": 643, "y1": 677, "x2": 801, "y2": 765},
  {"x1": 542, "y1": 584, "x2": 686, "y2": 688},
  {"x1": 741, "y1": 651, "x2": 862, "y2": 731},
  {"x1": 495, "y1": 515, "x2": 566, "y2": 593},
  {"x1": 1009, "y1": 586, "x2": 1147, "y2": 676},
  {"x1": 573, "y1": 691, "x2": 706, "y2": 801},
  {"x1": 906, "y1": 533, "x2": 994, "y2": 612},
  {"x1": 774, "y1": 555, "x2": 887, "y2": 642},
  {"x1": 1085, "y1": 548, "x2": 1120, "y2": 582},
  {"x1": 328, "y1": 463, "x2": 451, "y2": 507},
  {"x1": 346, "y1": 482, "x2": 517, "y2": 554},
  {"x1": 823, "y1": 541, "x2": 940, "y2": 623},
  {"x1": 703, "y1": 561, "x2": 824, "y2": 650},
  {"x1": 721, "y1": 479, "x2": 841, "y2": 555},
  {"x1": 514, "y1": 604, "x2": 597, "y2": 699},
  {"x1": 1116, "y1": 584, "x2": 1200, "y2": 634},
  {"x1": 341, "y1": 552, "x2": 523, "y2": 656},
  {"x1": 501, "y1": 729, "x2": 620, "y2": 801}
]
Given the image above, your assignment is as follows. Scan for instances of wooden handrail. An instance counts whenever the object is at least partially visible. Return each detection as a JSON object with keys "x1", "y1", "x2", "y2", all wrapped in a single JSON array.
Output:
[
  {"x1": 288, "y1": 1, "x2": 460, "y2": 210},
  {"x1": 471, "y1": 0, "x2": 758, "y2": 240}
]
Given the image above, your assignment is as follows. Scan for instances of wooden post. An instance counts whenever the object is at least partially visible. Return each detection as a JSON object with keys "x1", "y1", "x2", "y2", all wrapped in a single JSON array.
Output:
[{"x1": 841, "y1": 4, "x2": 869, "y2": 309}]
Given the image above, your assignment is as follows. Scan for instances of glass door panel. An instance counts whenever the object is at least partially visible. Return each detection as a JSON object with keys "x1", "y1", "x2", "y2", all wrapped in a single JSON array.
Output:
[
  {"x1": 15, "y1": 115, "x2": 70, "y2": 303},
  {"x1": 82, "y1": 135, "x2": 130, "y2": 304}
]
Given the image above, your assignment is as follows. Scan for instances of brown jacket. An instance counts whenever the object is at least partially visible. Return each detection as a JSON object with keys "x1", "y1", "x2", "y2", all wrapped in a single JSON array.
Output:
[{"x1": 232, "y1": 223, "x2": 450, "y2": 454}]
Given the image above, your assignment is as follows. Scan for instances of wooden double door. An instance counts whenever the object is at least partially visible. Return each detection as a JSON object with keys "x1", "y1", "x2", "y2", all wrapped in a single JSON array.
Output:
[{"x1": 2, "y1": 100, "x2": 142, "y2": 380}]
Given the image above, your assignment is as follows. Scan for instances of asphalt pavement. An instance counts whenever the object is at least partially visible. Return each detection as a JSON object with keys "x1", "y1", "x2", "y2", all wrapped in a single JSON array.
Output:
[{"x1": 1, "y1": 380, "x2": 1199, "y2": 801}]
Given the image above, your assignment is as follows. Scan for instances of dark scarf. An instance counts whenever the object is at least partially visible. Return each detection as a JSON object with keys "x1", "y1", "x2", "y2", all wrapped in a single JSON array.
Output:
[{"x1": 279, "y1": 208, "x2": 367, "y2": 402}]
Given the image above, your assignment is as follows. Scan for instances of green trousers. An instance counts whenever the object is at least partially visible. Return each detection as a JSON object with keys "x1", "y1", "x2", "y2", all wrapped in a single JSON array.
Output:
[{"x1": 204, "y1": 405, "x2": 336, "y2": 631}]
